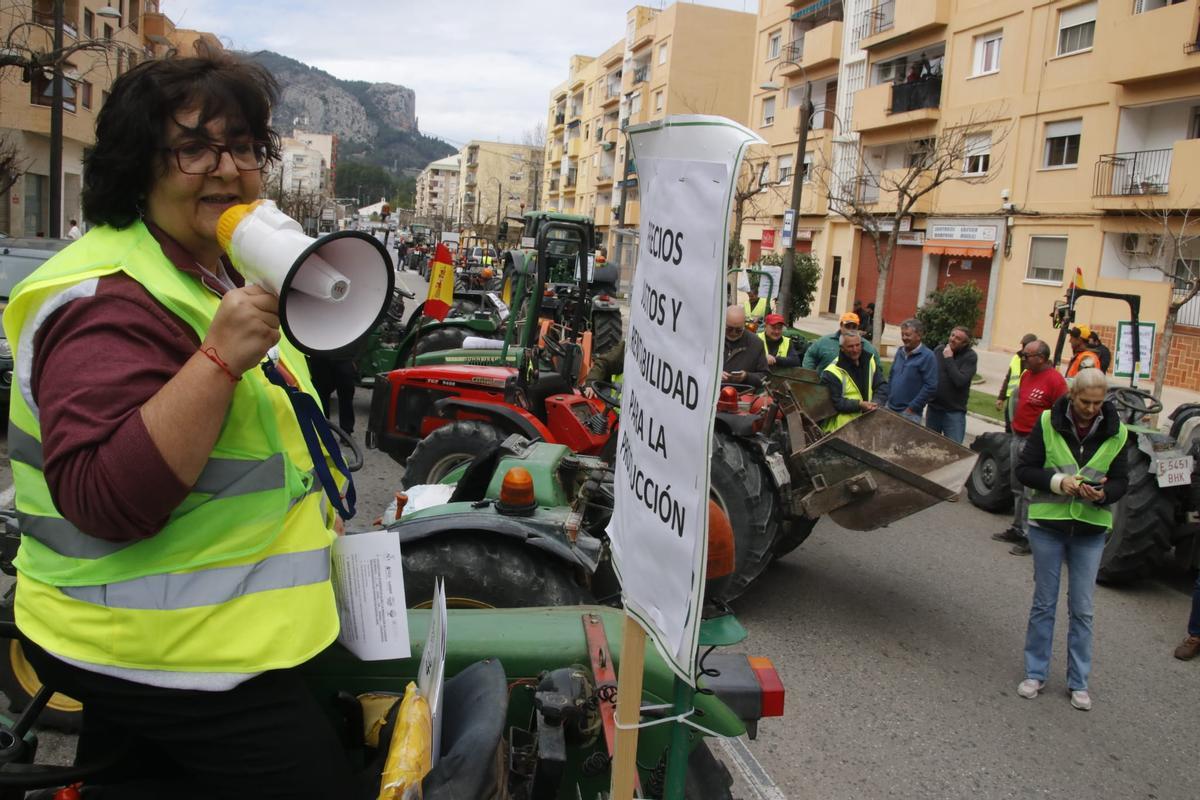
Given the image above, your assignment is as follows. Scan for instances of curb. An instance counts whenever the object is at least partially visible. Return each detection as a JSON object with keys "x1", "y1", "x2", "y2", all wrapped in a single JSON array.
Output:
[{"x1": 967, "y1": 410, "x2": 1005, "y2": 428}]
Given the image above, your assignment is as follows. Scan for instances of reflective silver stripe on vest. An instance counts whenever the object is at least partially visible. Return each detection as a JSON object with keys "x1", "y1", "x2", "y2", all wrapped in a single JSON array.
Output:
[
  {"x1": 1049, "y1": 462, "x2": 1106, "y2": 482},
  {"x1": 192, "y1": 453, "x2": 287, "y2": 496},
  {"x1": 17, "y1": 513, "x2": 137, "y2": 558},
  {"x1": 59, "y1": 547, "x2": 331, "y2": 610},
  {"x1": 7, "y1": 426, "x2": 43, "y2": 470}
]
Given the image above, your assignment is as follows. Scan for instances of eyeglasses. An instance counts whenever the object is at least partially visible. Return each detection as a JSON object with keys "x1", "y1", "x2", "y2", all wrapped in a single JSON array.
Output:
[
  {"x1": 164, "y1": 140, "x2": 269, "y2": 175},
  {"x1": 725, "y1": 325, "x2": 745, "y2": 335}
]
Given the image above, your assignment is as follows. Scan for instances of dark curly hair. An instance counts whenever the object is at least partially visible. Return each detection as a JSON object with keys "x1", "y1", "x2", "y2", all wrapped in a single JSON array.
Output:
[{"x1": 81, "y1": 51, "x2": 282, "y2": 228}]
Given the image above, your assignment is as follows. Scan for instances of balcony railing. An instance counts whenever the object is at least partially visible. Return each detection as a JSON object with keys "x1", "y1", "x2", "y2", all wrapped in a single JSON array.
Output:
[
  {"x1": 855, "y1": 0, "x2": 894, "y2": 40},
  {"x1": 1093, "y1": 149, "x2": 1173, "y2": 197},
  {"x1": 890, "y1": 76, "x2": 941, "y2": 114},
  {"x1": 633, "y1": 66, "x2": 649, "y2": 83},
  {"x1": 855, "y1": 177, "x2": 880, "y2": 204},
  {"x1": 554, "y1": 112, "x2": 565, "y2": 125},
  {"x1": 783, "y1": 40, "x2": 804, "y2": 63},
  {"x1": 607, "y1": 83, "x2": 622, "y2": 99},
  {"x1": 549, "y1": 179, "x2": 560, "y2": 192}
]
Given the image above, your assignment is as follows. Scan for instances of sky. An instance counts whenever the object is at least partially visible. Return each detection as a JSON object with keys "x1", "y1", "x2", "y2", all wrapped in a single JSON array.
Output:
[{"x1": 161, "y1": 0, "x2": 757, "y2": 149}]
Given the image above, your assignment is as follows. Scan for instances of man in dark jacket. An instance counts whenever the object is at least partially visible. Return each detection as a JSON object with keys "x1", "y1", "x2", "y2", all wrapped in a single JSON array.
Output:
[
  {"x1": 819, "y1": 332, "x2": 888, "y2": 432},
  {"x1": 925, "y1": 326, "x2": 977, "y2": 443},
  {"x1": 722, "y1": 305, "x2": 769, "y2": 388},
  {"x1": 1013, "y1": 368, "x2": 1130, "y2": 711},
  {"x1": 886, "y1": 318, "x2": 938, "y2": 422},
  {"x1": 1087, "y1": 330, "x2": 1112, "y2": 373}
]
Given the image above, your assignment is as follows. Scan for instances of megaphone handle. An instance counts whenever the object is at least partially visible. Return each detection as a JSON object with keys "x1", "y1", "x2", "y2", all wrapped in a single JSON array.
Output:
[{"x1": 260, "y1": 360, "x2": 357, "y2": 521}]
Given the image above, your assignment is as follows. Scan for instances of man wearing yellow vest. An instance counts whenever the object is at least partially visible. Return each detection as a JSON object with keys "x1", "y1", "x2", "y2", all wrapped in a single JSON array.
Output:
[
  {"x1": 758, "y1": 313, "x2": 803, "y2": 368},
  {"x1": 4, "y1": 54, "x2": 358, "y2": 796},
  {"x1": 995, "y1": 332, "x2": 1037, "y2": 429},
  {"x1": 742, "y1": 286, "x2": 769, "y2": 324},
  {"x1": 1013, "y1": 368, "x2": 1130, "y2": 712},
  {"x1": 819, "y1": 332, "x2": 889, "y2": 432}
]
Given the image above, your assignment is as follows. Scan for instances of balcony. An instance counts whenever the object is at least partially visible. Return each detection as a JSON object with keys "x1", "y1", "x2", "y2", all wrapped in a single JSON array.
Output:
[
  {"x1": 633, "y1": 65, "x2": 649, "y2": 84},
  {"x1": 1093, "y1": 139, "x2": 1200, "y2": 211},
  {"x1": 567, "y1": 138, "x2": 582, "y2": 158},
  {"x1": 854, "y1": 170, "x2": 935, "y2": 214},
  {"x1": 852, "y1": 78, "x2": 941, "y2": 134},
  {"x1": 548, "y1": 179, "x2": 560, "y2": 195},
  {"x1": 781, "y1": 42, "x2": 805, "y2": 75},
  {"x1": 601, "y1": 83, "x2": 622, "y2": 108},
  {"x1": 564, "y1": 170, "x2": 578, "y2": 192},
  {"x1": 549, "y1": 147, "x2": 563, "y2": 164},
  {"x1": 857, "y1": 0, "x2": 949, "y2": 51},
  {"x1": 800, "y1": 20, "x2": 842, "y2": 69},
  {"x1": 595, "y1": 168, "x2": 614, "y2": 187},
  {"x1": 464, "y1": 174, "x2": 476, "y2": 186},
  {"x1": 1104, "y1": 1, "x2": 1200, "y2": 84},
  {"x1": 552, "y1": 112, "x2": 565, "y2": 129}
]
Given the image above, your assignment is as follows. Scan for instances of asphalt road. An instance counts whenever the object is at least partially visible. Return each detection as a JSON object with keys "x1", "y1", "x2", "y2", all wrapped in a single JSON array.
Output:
[{"x1": 2, "y1": 257, "x2": 1198, "y2": 798}]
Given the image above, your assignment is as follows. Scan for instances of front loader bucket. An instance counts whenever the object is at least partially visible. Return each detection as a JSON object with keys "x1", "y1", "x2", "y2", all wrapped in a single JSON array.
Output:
[{"x1": 794, "y1": 410, "x2": 978, "y2": 531}]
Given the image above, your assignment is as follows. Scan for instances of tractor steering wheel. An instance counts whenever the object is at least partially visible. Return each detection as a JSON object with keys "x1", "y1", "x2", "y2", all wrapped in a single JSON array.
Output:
[
  {"x1": 328, "y1": 423, "x2": 365, "y2": 473},
  {"x1": 589, "y1": 380, "x2": 622, "y2": 411},
  {"x1": 1112, "y1": 387, "x2": 1163, "y2": 419},
  {"x1": 542, "y1": 334, "x2": 569, "y2": 360}
]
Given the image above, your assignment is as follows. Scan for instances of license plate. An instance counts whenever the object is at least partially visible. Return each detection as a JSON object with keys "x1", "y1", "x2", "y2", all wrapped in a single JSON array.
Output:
[
  {"x1": 1156, "y1": 455, "x2": 1194, "y2": 488},
  {"x1": 765, "y1": 453, "x2": 790, "y2": 488}
]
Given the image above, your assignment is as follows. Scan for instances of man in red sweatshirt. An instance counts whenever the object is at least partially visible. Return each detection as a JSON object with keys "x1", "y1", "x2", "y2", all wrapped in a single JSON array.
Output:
[{"x1": 992, "y1": 339, "x2": 1069, "y2": 555}]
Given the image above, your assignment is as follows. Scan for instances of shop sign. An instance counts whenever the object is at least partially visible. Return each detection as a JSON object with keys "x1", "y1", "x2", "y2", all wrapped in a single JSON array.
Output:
[
  {"x1": 761, "y1": 228, "x2": 776, "y2": 249},
  {"x1": 928, "y1": 223, "x2": 998, "y2": 242}
]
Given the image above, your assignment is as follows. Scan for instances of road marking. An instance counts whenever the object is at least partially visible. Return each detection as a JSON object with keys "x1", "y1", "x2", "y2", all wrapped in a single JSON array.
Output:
[{"x1": 714, "y1": 736, "x2": 787, "y2": 800}]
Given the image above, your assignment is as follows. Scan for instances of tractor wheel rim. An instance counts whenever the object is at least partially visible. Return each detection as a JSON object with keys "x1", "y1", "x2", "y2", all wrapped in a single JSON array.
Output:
[
  {"x1": 973, "y1": 456, "x2": 997, "y2": 492},
  {"x1": 10, "y1": 641, "x2": 83, "y2": 714},
  {"x1": 427, "y1": 454, "x2": 475, "y2": 484}
]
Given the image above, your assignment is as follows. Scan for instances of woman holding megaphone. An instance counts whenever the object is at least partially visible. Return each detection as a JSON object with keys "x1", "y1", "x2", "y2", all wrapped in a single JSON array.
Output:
[{"x1": 2, "y1": 51, "x2": 359, "y2": 797}]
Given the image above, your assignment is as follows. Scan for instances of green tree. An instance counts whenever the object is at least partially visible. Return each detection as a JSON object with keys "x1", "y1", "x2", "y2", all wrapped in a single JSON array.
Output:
[
  {"x1": 915, "y1": 281, "x2": 985, "y2": 347},
  {"x1": 335, "y1": 160, "x2": 397, "y2": 205}
]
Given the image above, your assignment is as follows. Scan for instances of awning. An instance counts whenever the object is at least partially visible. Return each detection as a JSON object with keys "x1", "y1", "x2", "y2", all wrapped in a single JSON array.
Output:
[
  {"x1": 791, "y1": 0, "x2": 840, "y2": 20},
  {"x1": 922, "y1": 240, "x2": 996, "y2": 258}
]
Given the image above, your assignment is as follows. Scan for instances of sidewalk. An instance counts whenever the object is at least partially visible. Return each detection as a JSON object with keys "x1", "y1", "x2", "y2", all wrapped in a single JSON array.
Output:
[{"x1": 791, "y1": 309, "x2": 1200, "y2": 435}]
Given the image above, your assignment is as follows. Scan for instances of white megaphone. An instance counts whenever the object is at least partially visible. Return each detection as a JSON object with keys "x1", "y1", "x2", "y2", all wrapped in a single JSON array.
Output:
[{"x1": 216, "y1": 200, "x2": 394, "y2": 355}]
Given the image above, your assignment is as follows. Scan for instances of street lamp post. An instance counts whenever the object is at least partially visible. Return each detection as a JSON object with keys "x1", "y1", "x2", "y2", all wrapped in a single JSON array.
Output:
[{"x1": 761, "y1": 60, "x2": 812, "y2": 323}]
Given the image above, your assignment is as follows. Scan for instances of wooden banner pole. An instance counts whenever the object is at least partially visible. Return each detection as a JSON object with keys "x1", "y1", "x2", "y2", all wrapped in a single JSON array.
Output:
[{"x1": 610, "y1": 615, "x2": 648, "y2": 800}]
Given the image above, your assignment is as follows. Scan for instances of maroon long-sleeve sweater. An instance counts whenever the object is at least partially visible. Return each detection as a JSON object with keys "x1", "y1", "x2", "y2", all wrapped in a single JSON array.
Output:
[{"x1": 30, "y1": 224, "x2": 243, "y2": 542}]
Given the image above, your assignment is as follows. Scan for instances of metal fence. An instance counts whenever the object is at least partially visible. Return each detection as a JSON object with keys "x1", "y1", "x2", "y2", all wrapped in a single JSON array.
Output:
[
  {"x1": 1093, "y1": 149, "x2": 1173, "y2": 197},
  {"x1": 890, "y1": 77, "x2": 941, "y2": 114}
]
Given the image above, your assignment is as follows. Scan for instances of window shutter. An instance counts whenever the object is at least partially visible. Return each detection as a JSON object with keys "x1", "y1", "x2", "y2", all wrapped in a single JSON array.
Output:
[
  {"x1": 1045, "y1": 119, "x2": 1082, "y2": 139},
  {"x1": 1060, "y1": 1, "x2": 1097, "y2": 28}
]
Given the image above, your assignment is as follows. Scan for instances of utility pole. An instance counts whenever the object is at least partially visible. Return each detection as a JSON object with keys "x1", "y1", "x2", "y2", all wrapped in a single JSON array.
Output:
[
  {"x1": 778, "y1": 80, "x2": 812, "y2": 323},
  {"x1": 48, "y1": 0, "x2": 64, "y2": 238}
]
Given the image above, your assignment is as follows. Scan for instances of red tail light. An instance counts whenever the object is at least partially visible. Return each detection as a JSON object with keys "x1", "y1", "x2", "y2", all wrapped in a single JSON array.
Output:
[
  {"x1": 749, "y1": 657, "x2": 785, "y2": 717},
  {"x1": 598, "y1": 294, "x2": 611, "y2": 301}
]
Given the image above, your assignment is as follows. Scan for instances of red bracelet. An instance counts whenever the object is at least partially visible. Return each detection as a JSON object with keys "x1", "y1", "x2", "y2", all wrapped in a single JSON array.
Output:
[{"x1": 200, "y1": 346, "x2": 241, "y2": 383}]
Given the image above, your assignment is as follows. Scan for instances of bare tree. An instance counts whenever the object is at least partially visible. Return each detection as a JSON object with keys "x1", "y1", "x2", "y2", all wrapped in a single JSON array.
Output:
[
  {"x1": 0, "y1": 132, "x2": 29, "y2": 198},
  {"x1": 810, "y1": 108, "x2": 1010, "y2": 342},
  {"x1": 729, "y1": 155, "x2": 785, "y2": 271},
  {"x1": 1115, "y1": 206, "x2": 1200, "y2": 399},
  {"x1": 520, "y1": 120, "x2": 547, "y2": 149}
]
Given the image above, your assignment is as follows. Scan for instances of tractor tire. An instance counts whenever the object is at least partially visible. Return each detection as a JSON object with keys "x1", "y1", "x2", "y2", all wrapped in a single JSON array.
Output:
[
  {"x1": 771, "y1": 516, "x2": 818, "y2": 559},
  {"x1": 709, "y1": 431, "x2": 781, "y2": 603},
  {"x1": 401, "y1": 533, "x2": 591, "y2": 608},
  {"x1": 0, "y1": 638, "x2": 83, "y2": 733},
  {"x1": 403, "y1": 420, "x2": 506, "y2": 488},
  {"x1": 967, "y1": 432, "x2": 1014, "y2": 513},
  {"x1": 412, "y1": 327, "x2": 468, "y2": 357},
  {"x1": 591, "y1": 309, "x2": 623, "y2": 356},
  {"x1": 1098, "y1": 448, "x2": 1177, "y2": 585}
]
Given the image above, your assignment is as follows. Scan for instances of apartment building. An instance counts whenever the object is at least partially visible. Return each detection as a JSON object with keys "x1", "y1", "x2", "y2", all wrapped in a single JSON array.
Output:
[
  {"x1": 743, "y1": 0, "x2": 1200, "y2": 389},
  {"x1": 294, "y1": 129, "x2": 337, "y2": 190},
  {"x1": 457, "y1": 140, "x2": 543, "y2": 234},
  {"x1": 269, "y1": 136, "x2": 327, "y2": 196},
  {"x1": 0, "y1": 0, "x2": 220, "y2": 236},
  {"x1": 414, "y1": 154, "x2": 460, "y2": 228},
  {"x1": 541, "y1": 3, "x2": 756, "y2": 274}
]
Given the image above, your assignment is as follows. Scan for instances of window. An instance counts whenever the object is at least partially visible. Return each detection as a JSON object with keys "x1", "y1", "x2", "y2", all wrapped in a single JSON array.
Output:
[
  {"x1": 1190, "y1": 107, "x2": 1200, "y2": 139},
  {"x1": 777, "y1": 154, "x2": 793, "y2": 184},
  {"x1": 803, "y1": 151, "x2": 813, "y2": 182},
  {"x1": 762, "y1": 96, "x2": 776, "y2": 126},
  {"x1": 906, "y1": 138, "x2": 935, "y2": 168},
  {"x1": 972, "y1": 31, "x2": 1002, "y2": 75},
  {"x1": 875, "y1": 56, "x2": 907, "y2": 85},
  {"x1": 630, "y1": 91, "x2": 642, "y2": 114},
  {"x1": 757, "y1": 162, "x2": 770, "y2": 191},
  {"x1": 767, "y1": 31, "x2": 782, "y2": 60},
  {"x1": 30, "y1": 72, "x2": 77, "y2": 112},
  {"x1": 1044, "y1": 119, "x2": 1082, "y2": 168},
  {"x1": 83, "y1": 8, "x2": 93, "y2": 37},
  {"x1": 1057, "y1": 2, "x2": 1096, "y2": 56},
  {"x1": 1135, "y1": 0, "x2": 1187, "y2": 12},
  {"x1": 80, "y1": 80, "x2": 92, "y2": 109},
  {"x1": 103, "y1": 23, "x2": 113, "y2": 39},
  {"x1": 1027, "y1": 236, "x2": 1068, "y2": 283},
  {"x1": 658, "y1": 43, "x2": 668, "y2": 65},
  {"x1": 586, "y1": 88, "x2": 592, "y2": 106},
  {"x1": 654, "y1": 90, "x2": 664, "y2": 112},
  {"x1": 963, "y1": 133, "x2": 991, "y2": 175}
]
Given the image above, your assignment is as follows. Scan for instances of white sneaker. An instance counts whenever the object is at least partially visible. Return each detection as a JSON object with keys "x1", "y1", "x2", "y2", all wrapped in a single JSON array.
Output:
[
  {"x1": 1017, "y1": 679, "x2": 1044, "y2": 699},
  {"x1": 1070, "y1": 690, "x2": 1092, "y2": 711}
]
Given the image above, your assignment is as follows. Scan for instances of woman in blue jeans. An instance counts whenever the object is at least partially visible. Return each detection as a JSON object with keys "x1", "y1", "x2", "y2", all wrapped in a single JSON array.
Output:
[{"x1": 1013, "y1": 368, "x2": 1130, "y2": 711}]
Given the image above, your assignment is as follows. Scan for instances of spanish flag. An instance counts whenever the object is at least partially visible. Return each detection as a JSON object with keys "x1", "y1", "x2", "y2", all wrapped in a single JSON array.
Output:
[
  {"x1": 424, "y1": 243, "x2": 455, "y2": 321},
  {"x1": 1066, "y1": 266, "x2": 1086, "y2": 292}
]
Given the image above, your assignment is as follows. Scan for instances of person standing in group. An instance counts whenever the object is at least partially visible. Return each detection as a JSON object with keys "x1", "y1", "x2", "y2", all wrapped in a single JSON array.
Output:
[
  {"x1": 802, "y1": 312, "x2": 881, "y2": 373},
  {"x1": 758, "y1": 313, "x2": 803, "y2": 369},
  {"x1": 993, "y1": 339, "x2": 1069, "y2": 555},
  {"x1": 926, "y1": 325, "x2": 977, "y2": 444},
  {"x1": 996, "y1": 333, "x2": 1038, "y2": 432},
  {"x1": 307, "y1": 354, "x2": 358, "y2": 435},
  {"x1": 742, "y1": 285, "x2": 768, "y2": 325},
  {"x1": 885, "y1": 318, "x2": 938, "y2": 423},
  {"x1": 1087, "y1": 329, "x2": 1112, "y2": 374},
  {"x1": 820, "y1": 331, "x2": 888, "y2": 432},
  {"x1": 1014, "y1": 368, "x2": 1130, "y2": 711},
  {"x1": 1065, "y1": 324, "x2": 1102, "y2": 378},
  {"x1": 3, "y1": 52, "x2": 359, "y2": 797}
]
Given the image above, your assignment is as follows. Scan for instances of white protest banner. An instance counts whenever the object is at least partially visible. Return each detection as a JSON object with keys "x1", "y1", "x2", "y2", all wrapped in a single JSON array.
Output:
[
  {"x1": 608, "y1": 116, "x2": 763, "y2": 684},
  {"x1": 1115, "y1": 320, "x2": 1155, "y2": 379}
]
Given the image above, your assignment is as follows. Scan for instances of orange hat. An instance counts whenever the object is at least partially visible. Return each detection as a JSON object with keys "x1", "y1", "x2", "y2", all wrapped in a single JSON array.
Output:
[
  {"x1": 765, "y1": 313, "x2": 785, "y2": 326},
  {"x1": 839, "y1": 312, "x2": 861, "y2": 325}
]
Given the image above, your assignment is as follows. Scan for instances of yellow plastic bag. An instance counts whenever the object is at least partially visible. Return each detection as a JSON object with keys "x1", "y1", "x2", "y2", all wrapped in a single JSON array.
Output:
[{"x1": 377, "y1": 682, "x2": 432, "y2": 800}]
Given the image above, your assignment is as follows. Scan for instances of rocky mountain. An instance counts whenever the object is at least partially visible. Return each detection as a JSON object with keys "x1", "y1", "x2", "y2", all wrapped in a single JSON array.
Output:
[{"x1": 245, "y1": 50, "x2": 455, "y2": 175}]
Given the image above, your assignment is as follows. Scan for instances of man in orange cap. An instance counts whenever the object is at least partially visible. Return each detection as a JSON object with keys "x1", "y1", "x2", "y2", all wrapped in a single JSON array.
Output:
[
  {"x1": 758, "y1": 313, "x2": 803, "y2": 368},
  {"x1": 802, "y1": 311, "x2": 882, "y2": 373},
  {"x1": 1066, "y1": 324, "x2": 1101, "y2": 378}
]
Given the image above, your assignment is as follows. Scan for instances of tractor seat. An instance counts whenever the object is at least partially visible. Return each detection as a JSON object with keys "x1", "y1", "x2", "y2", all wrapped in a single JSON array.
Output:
[{"x1": 526, "y1": 372, "x2": 573, "y2": 421}]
